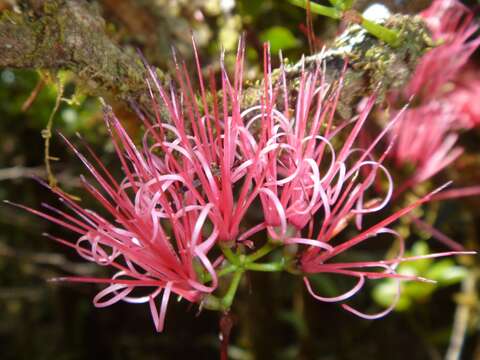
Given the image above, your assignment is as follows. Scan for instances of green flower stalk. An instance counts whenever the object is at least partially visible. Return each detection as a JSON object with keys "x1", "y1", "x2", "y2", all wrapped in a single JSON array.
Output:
[{"x1": 288, "y1": 0, "x2": 401, "y2": 47}]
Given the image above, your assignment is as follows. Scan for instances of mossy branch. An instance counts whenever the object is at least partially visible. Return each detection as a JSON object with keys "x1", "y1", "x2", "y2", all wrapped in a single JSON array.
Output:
[
  {"x1": 0, "y1": 0, "x2": 433, "y2": 118},
  {"x1": 0, "y1": 0, "x2": 160, "y2": 107}
]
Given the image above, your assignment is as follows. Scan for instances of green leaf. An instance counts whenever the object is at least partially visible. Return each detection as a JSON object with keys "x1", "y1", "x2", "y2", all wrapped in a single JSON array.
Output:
[
  {"x1": 405, "y1": 241, "x2": 432, "y2": 274},
  {"x1": 372, "y1": 280, "x2": 411, "y2": 311},
  {"x1": 259, "y1": 26, "x2": 300, "y2": 54},
  {"x1": 426, "y1": 259, "x2": 468, "y2": 285},
  {"x1": 397, "y1": 263, "x2": 420, "y2": 278},
  {"x1": 404, "y1": 281, "x2": 436, "y2": 300},
  {"x1": 411, "y1": 241, "x2": 429, "y2": 256}
]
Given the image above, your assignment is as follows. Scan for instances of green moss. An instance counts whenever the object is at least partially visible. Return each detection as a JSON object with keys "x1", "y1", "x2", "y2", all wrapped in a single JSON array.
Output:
[
  {"x1": 332, "y1": 14, "x2": 433, "y2": 114},
  {"x1": 42, "y1": 0, "x2": 62, "y2": 15},
  {"x1": 1, "y1": 1, "x2": 434, "y2": 122}
]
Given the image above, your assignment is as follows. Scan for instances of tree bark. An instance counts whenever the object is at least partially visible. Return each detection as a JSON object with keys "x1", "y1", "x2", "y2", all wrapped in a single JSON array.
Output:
[
  {"x1": 0, "y1": 0, "x2": 154, "y2": 104},
  {"x1": 0, "y1": 0, "x2": 433, "y2": 117}
]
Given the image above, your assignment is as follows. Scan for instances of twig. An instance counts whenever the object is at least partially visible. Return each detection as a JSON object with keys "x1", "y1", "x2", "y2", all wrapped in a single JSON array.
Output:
[
  {"x1": 0, "y1": 287, "x2": 44, "y2": 300},
  {"x1": 0, "y1": 166, "x2": 81, "y2": 187},
  {"x1": 0, "y1": 241, "x2": 97, "y2": 276},
  {"x1": 0, "y1": 166, "x2": 44, "y2": 181},
  {"x1": 220, "y1": 312, "x2": 235, "y2": 360},
  {"x1": 21, "y1": 76, "x2": 45, "y2": 112},
  {"x1": 41, "y1": 76, "x2": 63, "y2": 188},
  {"x1": 445, "y1": 271, "x2": 478, "y2": 360}
]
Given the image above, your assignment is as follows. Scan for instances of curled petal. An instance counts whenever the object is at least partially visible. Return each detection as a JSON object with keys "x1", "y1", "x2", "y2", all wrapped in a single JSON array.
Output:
[
  {"x1": 109, "y1": 271, "x2": 162, "y2": 304},
  {"x1": 93, "y1": 283, "x2": 133, "y2": 308},
  {"x1": 285, "y1": 237, "x2": 333, "y2": 252},
  {"x1": 341, "y1": 279, "x2": 401, "y2": 320},
  {"x1": 303, "y1": 275, "x2": 365, "y2": 303},
  {"x1": 259, "y1": 188, "x2": 287, "y2": 239},
  {"x1": 149, "y1": 282, "x2": 172, "y2": 332},
  {"x1": 350, "y1": 161, "x2": 393, "y2": 215}
]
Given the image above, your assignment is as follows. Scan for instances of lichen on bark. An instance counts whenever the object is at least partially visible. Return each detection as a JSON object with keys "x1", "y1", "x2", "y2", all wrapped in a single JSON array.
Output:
[{"x1": 260, "y1": 13, "x2": 433, "y2": 118}]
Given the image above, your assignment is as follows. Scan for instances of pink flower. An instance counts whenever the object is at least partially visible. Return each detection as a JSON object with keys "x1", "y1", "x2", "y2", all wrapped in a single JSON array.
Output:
[
  {"x1": 391, "y1": 102, "x2": 464, "y2": 187},
  {"x1": 11, "y1": 39, "x2": 282, "y2": 331},
  {"x1": 297, "y1": 181, "x2": 474, "y2": 319},
  {"x1": 10, "y1": 37, "x2": 473, "y2": 330},
  {"x1": 8, "y1": 109, "x2": 221, "y2": 331},
  {"x1": 388, "y1": 0, "x2": 480, "y2": 190},
  {"x1": 242, "y1": 48, "x2": 472, "y2": 319},
  {"x1": 140, "y1": 41, "x2": 276, "y2": 245},
  {"x1": 244, "y1": 48, "x2": 401, "y2": 245},
  {"x1": 407, "y1": 0, "x2": 479, "y2": 101},
  {"x1": 446, "y1": 66, "x2": 480, "y2": 128}
]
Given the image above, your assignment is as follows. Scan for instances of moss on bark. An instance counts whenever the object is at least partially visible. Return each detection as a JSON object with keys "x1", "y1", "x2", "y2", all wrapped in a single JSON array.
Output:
[{"x1": 0, "y1": 0, "x2": 432, "y2": 118}]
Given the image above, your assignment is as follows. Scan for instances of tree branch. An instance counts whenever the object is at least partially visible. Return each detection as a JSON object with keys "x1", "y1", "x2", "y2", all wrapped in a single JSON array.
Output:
[
  {"x1": 0, "y1": 0, "x2": 160, "y2": 105},
  {"x1": 0, "y1": 0, "x2": 433, "y2": 117}
]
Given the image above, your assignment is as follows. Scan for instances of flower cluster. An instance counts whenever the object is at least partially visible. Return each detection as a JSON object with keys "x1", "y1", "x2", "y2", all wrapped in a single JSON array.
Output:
[
  {"x1": 446, "y1": 66, "x2": 480, "y2": 129},
  {"x1": 388, "y1": 0, "x2": 480, "y2": 188},
  {"x1": 11, "y1": 38, "x2": 472, "y2": 331}
]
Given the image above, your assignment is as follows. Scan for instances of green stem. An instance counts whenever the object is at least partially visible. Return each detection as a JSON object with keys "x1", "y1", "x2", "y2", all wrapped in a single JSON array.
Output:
[
  {"x1": 361, "y1": 17, "x2": 401, "y2": 47},
  {"x1": 327, "y1": 0, "x2": 342, "y2": 9},
  {"x1": 221, "y1": 269, "x2": 244, "y2": 310},
  {"x1": 328, "y1": 0, "x2": 354, "y2": 10},
  {"x1": 246, "y1": 241, "x2": 279, "y2": 263},
  {"x1": 245, "y1": 261, "x2": 284, "y2": 272},
  {"x1": 202, "y1": 294, "x2": 222, "y2": 311},
  {"x1": 343, "y1": 0, "x2": 355, "y2": 10},
  {"x1": 221, "y1": 245, "x2": 240, "y2": 265},
  {"x1": 289, "y1": 0, "x2": 401, "y2": 48},
  {"x1": 217, "y1": 264, "x2": 238, "y2": 278},
  {"x1": 202, "y1": 263, "x2": 237, "y2": 284},
  {"x1": 204, "y1": 240, "x2": 284, "y2": 311},
  {"x1": 288, "y1": 0, "x2": 341, "y2": 19}
]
